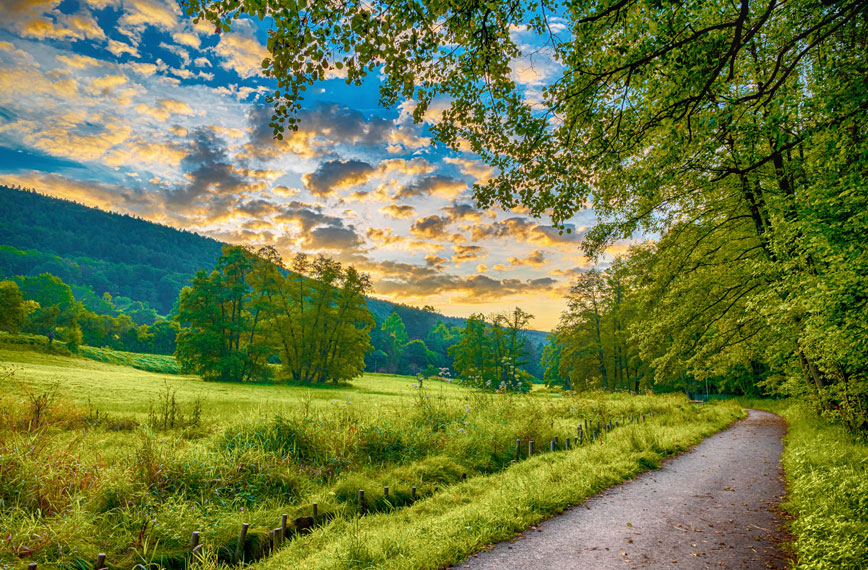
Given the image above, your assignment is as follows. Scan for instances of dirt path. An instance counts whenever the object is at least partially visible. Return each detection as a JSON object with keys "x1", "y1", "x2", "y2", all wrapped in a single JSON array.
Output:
[{"x1": 451, "y1": 409, "x2": 789, "y2": 570}]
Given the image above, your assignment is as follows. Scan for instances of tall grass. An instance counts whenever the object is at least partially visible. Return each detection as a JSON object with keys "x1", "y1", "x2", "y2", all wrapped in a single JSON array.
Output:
[
  {"x1": 0, "y1": 351, "x2": 743, "y2": 570},
  {"x1": 743, "y1": 399, "x2": 868, "y2": 569}
]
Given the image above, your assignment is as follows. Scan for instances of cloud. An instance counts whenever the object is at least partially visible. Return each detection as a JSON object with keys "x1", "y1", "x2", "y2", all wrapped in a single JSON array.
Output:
[
  {"x1": 469, "y1": 217, "x2": 584, "y2": 248},
  {"x1": 214, "y1": 25, "x2": 268, "y2": 78},
  {"x1": 396, "y1": 174, "x2": 466, "y2": 200},
  {"x1": 372, "y1": 264, "x2": 560, "y2": 302},
  {"x1": 26, "y1": 122, "x2": 131, "y2": 162},
  {"x1": 172, "y1": 31, "x2": 200, "y2": 49},
  {"x1": 440, "y1": 201, "x2": 488, "y2": 223},
  {"x1": 380, "y1": 204, "x2": 416, "y2": 218},
  {"x1": 443, "y1": 156, "x2": 495, "y2": 185},
  {"x1": 451, "y1": 245, "x2": 487, "y2": 264},
  {"x1": 245, "y1": 103, "x2": 431, "y2": 160},
  {"x1": 476, "y1": 264, "x2": 489, "y2": 273},
  {"x1": 107, "y1": 39, "x2": 139, "y2": 58},
  {"x1": 135, "y1": 98, "x2": 194, "y2": 121},
  {"x1": 119, "y1": 0, "x2": 179, "y2": 34},
  {"x1": 410, "y1": 215, "x2": 449, "y2": 240},
  {"x1": 56, "y1": 54, "x2": 102, "y2": 69},
  {"x1": 365, "y1": 227, "x2": 444, "y2": 253},
  {"x1": 425, "y1": 255, "x2": 447, "y2": 268},
  {"x1": 302, "y1": 159, "x2": 376, "y2": 197},
  {"x1": 163, "y1": 127, "x2": 264, "y2": 213},
  {"x1": 507, "y1": 249, "x2": 548, "y2": 267}
]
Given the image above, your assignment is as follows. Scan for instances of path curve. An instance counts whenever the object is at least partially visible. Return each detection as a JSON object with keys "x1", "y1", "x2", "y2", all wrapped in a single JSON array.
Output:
[{"x1": 451, "y1": 409, "x2": 789, "y2": 570}]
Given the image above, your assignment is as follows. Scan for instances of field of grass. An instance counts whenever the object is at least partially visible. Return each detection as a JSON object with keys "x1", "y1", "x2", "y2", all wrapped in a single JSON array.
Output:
[
  {"x1": 78, "y1": 346, "x2": 180, "y2": 374},
  {"x1": 740, "y1": 399, "x2": 868, "y2": 569},
  {"x1": 1, "y1": 348, "x2": 743, "y2": 570}
]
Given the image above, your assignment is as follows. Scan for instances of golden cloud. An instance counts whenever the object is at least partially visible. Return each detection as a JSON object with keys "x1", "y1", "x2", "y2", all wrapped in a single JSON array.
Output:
[
  {"x1": 451, "y1": 245, "x2": 487, "y2": 264},
  {"x1": 215, "y1": 29, "x2": 268, "y2": 78},
  {"x1": 380, "y1": 204, "x2": 416, "y2": 219},
  {"x1": 135, "y1": 98, "x2": 194, "y2": 121},
  {"x1": 119, "y1": 0, "x2": 179, "y2": 32},
  {"x1": 27, "y1": 122, "x2": 131, "y2": 162}
]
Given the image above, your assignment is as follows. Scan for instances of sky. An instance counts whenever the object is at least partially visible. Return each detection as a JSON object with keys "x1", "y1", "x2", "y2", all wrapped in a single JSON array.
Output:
[{"x1": 0, "y1": 0, "x2": 614, "y2": 331}]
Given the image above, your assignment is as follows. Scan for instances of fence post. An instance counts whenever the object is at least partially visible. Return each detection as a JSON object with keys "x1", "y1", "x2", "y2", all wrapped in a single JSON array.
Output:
[
  {"x1": 190, "y1": 531, "x2": 200, "y2": 551},
  {"x1": 358, "y1": 489, "x2": 365, "y2": 515},
  {"x1": 411, "y1": 486, "x2": 417, "y2": 500},
  {"x1": 312, "y1": 502, "x2": 319, "y2": 526},
  {"x1": 565, "y1": 437, "x2": 571, "y2": 450},
  {"x1": 384, "y1": 486, "x2": 389, "y2": 498},
  {"x1": 94, "y1": 553, "x2": 106, "y2": 570},
  {"x1": 234, "y1": 523, "x2": 249, "y2": 563},
  {"x1": 550, "y1": 439, "x2": 555, "y2": 452},
  {"x1": 528, "y1": 440, "x2": 534, "y2": 456},
  {"x1": 515, "y1": 438, "x2": 521, "y2": 459},
  {"x1": 28, "y1": 564, "x2": 37, "y2": 570}
]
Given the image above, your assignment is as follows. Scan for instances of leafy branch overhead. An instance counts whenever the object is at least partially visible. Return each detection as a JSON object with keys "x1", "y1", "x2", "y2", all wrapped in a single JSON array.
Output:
[{"x1": 184, "y1": 0, "x2": 867, "y2": 232}]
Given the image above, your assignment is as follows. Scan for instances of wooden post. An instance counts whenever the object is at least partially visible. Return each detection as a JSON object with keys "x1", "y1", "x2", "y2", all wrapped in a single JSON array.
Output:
[
  {"x1": 550, "y1": 439, "x2": 555, "y2": 452},
  {"x1": 234, "y1": 523, "x2": 249, "y2": 563},
  {"x1": 28, "y1": 564, "x2": 37, "y2": 570},
  {"x1": 384, "y1": 485, "x2": 389, "y2": 497},
  {"x1": 281, "y1": 513, "x2": 288, "y2": 538},
  {"x1": 528, "y1": 440, "x2": 534, "y2": 456},
  {"x1": 94, "y1": 553, "x2": 106, "y2": 570},
  {"x1": 554, "y1": 436, "x2": 559, "y2": 447},
  {"x1": 515, "y1": 438, "x2": 521, "y2": 459},
  {"x1": 597, "y1": 420, "x2": 601, "y2": 431},
  {"x1": 411, "y1": 486, "x2": 417, "y2": 500},
  {"x1": 565, "y1": 436, "x2": 571, "y2": 450},
  {"x1": 190, "y1": 531, "x2": 200, "y2": 551},
  {"x1": 358, "y1": 489, "x2": 365, "y2": 515},
  {"x1": 273, "y1": 526, "x2": 283, "y2": 549},
  {"x1": 312, "y1": 502, "x2": 319, "y2": 526}
]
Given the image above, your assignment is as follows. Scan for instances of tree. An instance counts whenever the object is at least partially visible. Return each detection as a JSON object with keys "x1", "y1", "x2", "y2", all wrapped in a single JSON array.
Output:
[
  {"x1": 175, "y1": 246, "x2": 272, "y2": 382},
  {"x1": 15, "y1": 273, "x2": 81, "y2": 344},
  {"x1": 0, "y1": 280, "x2": 25, "y2": 332},
  {"x1": 540, "y1": 333, "x2": 564, "y2": 389},
  {"x1": 250, "y1": 248, "x2": 374, "y2": 384},
  {"x1": 400, "y1": 339, "x2": 433, "y2": 376},
  {"x1": 450, "y1": 308, "x2": 533, "y2": 392},
  {"x1": 381, "y1": 311, "x2": 409, "y2": 373}
]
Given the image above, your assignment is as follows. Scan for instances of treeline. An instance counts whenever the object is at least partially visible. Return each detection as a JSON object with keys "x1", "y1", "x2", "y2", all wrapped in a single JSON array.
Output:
[
  {"x1": 543, "y1": 259, "x2": 774, "y2": 398},
  {"x1": 174, "y1": 246, "x2": 538, "y2": 388},
  {"x1": 0, "y1": 273, "x2": 178, "y2": 354}
]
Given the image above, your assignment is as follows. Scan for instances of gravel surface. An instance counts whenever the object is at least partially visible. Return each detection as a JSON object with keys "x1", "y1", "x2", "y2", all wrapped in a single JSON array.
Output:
[{"x1": 451, "y1": 409, "x2": 789, "y2": 570}]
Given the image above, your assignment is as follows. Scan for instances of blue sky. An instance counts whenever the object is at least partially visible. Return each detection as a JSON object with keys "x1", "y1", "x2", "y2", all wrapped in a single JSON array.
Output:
[{"x1": 0, "y1": 0, "x2": 621, "y2": 330}]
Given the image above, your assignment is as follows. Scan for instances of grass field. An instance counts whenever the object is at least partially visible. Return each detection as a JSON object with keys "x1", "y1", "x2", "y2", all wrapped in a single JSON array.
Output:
[{"x1": 1, "y1": 347, "x2": 743, "y2": 570}]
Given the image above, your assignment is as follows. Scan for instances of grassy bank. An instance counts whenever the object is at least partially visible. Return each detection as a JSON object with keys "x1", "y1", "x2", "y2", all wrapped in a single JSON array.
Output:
[
  {"x1": 742, "y1": 399, "x2": 868, "y2": 569},
  {"x1": 0, "y1": 349, "x2": 743, "y2": 570}
]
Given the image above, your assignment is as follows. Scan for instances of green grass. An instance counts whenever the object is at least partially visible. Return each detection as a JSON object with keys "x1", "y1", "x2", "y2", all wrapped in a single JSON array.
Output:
[
  {"x1": 0, "y1": 349, "x2": 744, "y2": 570},
  {"x1": 77, "y1": 345, "x2": 180, "y2": 374},
  {"x1": 740, "y1": 399, "x2": 868, "y2": 569}
]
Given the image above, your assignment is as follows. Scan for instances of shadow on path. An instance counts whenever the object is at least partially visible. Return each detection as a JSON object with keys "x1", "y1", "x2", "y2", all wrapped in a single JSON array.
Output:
[{"x1": 451, "y1": 409, "x2": 789, "y2": 570}]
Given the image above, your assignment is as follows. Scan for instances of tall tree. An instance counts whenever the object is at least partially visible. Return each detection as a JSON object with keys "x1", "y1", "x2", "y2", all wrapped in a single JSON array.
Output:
[{"x1": 175, "y1": 246, "x2": 272, "y2": 382}]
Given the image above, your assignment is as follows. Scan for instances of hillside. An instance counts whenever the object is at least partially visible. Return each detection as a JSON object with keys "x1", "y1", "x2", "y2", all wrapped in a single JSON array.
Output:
[{"x1": 0, "y1": 186, "x2": 549, "y2": 348}]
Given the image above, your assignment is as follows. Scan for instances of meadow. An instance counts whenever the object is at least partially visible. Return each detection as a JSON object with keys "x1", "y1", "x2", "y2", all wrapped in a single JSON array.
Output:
[{"x1": 1, "y1": 347, "x2": 743, "y2": 570}]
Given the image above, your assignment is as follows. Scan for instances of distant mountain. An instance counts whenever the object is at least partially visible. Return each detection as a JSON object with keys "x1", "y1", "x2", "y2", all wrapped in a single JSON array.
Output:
[{"x1": 0, "y1": 184, "x2": 549, "y2": 350}]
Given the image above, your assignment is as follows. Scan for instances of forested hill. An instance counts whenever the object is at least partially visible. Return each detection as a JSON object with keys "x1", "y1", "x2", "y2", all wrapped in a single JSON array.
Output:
[
  {"x1": 0, "y1": 186, "x2": 224, "y2": 313},
  {"x1": 0, "y1": 185, "x2": 549, "y2": 348}
]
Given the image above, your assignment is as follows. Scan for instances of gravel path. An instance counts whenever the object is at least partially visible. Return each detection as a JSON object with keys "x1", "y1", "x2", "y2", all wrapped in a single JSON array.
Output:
[{"x1": 451, "y1": 409, "x2": 789, "y2": 570}]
